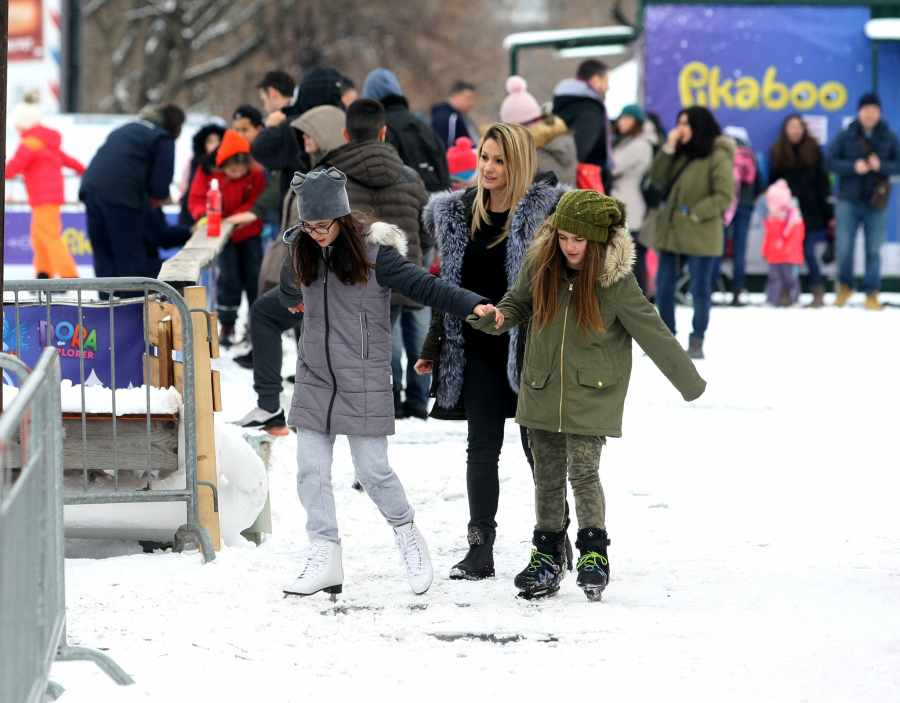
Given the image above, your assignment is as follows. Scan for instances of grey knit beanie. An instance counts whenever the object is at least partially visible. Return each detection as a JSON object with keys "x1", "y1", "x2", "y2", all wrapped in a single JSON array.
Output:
[{"x1": 291, "y1": 167, "x2": 352, "y2": 222}]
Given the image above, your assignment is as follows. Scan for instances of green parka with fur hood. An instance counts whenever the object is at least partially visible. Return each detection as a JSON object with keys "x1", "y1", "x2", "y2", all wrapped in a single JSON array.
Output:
[
  {"x1": 649, "y1": 135, "x2": 736, "y2": 257},
  {"x1": 467, "y1": 233, "x2": 706, "y2": 437}
]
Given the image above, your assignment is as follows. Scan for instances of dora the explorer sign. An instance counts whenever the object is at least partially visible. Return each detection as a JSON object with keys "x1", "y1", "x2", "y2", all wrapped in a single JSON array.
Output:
[{"x1": 643, "y1": 5, "x2": 873, "y2": 155}]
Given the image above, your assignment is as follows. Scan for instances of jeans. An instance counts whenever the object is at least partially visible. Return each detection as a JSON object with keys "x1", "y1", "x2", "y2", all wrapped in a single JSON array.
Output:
[
  {"x1": 765, "y1": 263, "x2": 801, "y2": 306},
  {"x1": 391, "y1": 307, "x2": 431, "y2": 411},
  {"x1": 712, "y1": 204, "x2": 753, "y2": 290},
  {"x1": 295, "y1": 428, "x2": 414, "y2": 543},
  {"x1": 803, "y1": 228, "x2": 827, "y2": 287},
  {"x1": 250, "y1": 287, "x2": 302, "y2": 413},
  {"x1": 655, "y1": 250, "x2": 716, "y2": 339},
  {"x1": 835, "y1": 200, "x2": 889, "y2": 294},
  {"x1": 217, "y1": 237, "x2": 263, "y2": 326}
]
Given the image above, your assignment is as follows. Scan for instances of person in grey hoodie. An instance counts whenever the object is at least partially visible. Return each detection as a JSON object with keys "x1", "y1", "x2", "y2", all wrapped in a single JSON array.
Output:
[{"x1": 279, "y1": 167, "x2": 493, "y2": 599}]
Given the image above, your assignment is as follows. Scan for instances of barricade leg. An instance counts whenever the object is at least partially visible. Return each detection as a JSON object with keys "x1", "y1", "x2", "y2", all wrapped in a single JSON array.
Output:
[{"x1": 56, "y1": 643, "x2": 135, "y2": 686}]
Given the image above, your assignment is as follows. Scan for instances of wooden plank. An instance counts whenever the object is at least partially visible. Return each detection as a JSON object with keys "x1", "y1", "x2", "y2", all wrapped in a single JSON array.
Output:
[
  {"x1": 211, "y1": 370, "x2": 222, "y2": 412},
  {"x1": 143, "y1": 354, "x2": 160, "y2": 388},
  {"x1": 208, "y1": 312, "x2": 220, "y2": 359},
  {"x1": 158, "y1": 319, "x2": 174, "y2": 388},
  {"x1": 6, "y1": 417, "x2": 180, "y2": 472},
  {"x1": 173, "y1": 361, "x2": 184, "y2": 398},
  {"x1": 158, "y1": 222, "x2": 233, "y2": 287},
  {"x1": 146, "y1": 300, "x2": 182, "y2": 349},
  {"x1": 184, "y1": 285, "x2": 221, "y2": 552}
]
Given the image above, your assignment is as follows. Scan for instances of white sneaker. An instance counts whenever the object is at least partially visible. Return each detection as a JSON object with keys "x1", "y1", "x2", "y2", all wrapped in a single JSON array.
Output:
[
  {"x1": 282, "y1": 540, "x2": 343, "y2": 596},
  {"x1": 394, "y1": 522, "x2": 433, "y2": 595}
]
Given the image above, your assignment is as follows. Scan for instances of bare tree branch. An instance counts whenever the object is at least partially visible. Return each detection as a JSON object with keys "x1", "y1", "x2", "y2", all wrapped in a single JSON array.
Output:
[{"x1": 183, "y1": 34, "x2": 264, "y2": 82}]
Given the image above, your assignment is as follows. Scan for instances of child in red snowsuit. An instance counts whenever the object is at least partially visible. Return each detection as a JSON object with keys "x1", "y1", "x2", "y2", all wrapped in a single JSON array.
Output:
[
  {"x1": 5, "y1": 100, "x2": 84, "y2": 278},
  {"x1": 188, "y1": 130, "x2": 267, "y2": 345},
  {"x1": 762, "y1": 179, "x2": 806, "y2": 307}
]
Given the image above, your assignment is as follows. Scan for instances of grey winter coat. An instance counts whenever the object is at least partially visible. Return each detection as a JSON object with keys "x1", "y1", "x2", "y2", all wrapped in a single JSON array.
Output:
[
  {"x1": 321, "y1": 140, "x2": 433, "y2": 309},
  {"x1": 529, "y1": 115, "x2": 578, "y2": 187},
  {"x1": 281, "y1": 222, "x2": 487, "y2": 436},
  {"x1": 612, "y1": 133, "x2": 654, "y2": 231},
  {"x1": 419, "y1": 173, "x2": 567, "y2": 418}
]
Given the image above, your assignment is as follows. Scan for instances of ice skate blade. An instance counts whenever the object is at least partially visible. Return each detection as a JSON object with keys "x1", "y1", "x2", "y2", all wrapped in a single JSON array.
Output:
[
  {"x1": 282, "y1": 584, "x2": 342, "y2": 599},
  {"x1": 516, "y1": 586, "x2": 560, "y2": 601},
  {"x1": 581, "y1": 587, "x2": 604, "y2": 602}
]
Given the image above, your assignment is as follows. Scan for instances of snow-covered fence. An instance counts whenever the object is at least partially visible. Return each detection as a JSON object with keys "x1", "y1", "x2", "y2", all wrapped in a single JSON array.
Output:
[
  {"x1": 3, "y1": 278, "x2": 218, "y2": 561},
  {"x1": 0, "y1": 349, "x2": 133, "y2": 702}
]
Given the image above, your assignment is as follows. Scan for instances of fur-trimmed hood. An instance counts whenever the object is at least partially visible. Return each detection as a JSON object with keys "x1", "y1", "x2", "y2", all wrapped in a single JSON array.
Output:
[
  {"x1": 528, "y1": 114, "x2": 570, "y2": 150},
  {"x1": 365, "y1": 221, "x2": 409, "y2": 258},
  {"x1": 715, "y1": 134, "x2": 738, "y2": 159},
  {"x1": 528, "y1": 229, "x2": 636, "y2": 289}
]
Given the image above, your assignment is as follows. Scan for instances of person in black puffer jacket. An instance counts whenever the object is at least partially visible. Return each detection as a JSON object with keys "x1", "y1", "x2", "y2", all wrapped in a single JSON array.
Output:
[{"x1": 178, "y1": 123, "x2": 227, "y2": 227}]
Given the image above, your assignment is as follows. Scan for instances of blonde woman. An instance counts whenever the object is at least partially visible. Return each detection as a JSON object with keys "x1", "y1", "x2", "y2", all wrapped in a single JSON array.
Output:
[{"x1": 416, "y1": 123, "x2": 567, "y2": 580}]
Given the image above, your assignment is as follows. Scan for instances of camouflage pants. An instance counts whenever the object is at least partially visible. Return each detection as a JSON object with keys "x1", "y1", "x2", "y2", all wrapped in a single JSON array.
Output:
[{"x1": 529, "y1": 429, "x2": 606, "y2": 532}]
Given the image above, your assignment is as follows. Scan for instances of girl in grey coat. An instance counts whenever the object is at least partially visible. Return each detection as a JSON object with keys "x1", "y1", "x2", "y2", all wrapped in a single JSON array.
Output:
[{"x1": 280, "y1": 168, "x2": 490, "y2": 599}]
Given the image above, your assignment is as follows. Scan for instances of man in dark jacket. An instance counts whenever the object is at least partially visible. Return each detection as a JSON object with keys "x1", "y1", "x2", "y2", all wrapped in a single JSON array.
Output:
[
  {"x1": 361, "y1": 68, "x2": 451, "y2": 193},
  {"x1": 553, "y1": 59, "x2": 613, "y2": 191},
  {"x1": 826, "y1": 93, "x2": 900, "y2": 309},
  {"x1": 236, "y1": 99, "x2": 431, "y2": 432},
  {"x1": 431, "y1": 80, "x2": 478, "y2": 149},
  {"x1": 80, "y1": 105, "x2": 192, "y2": 282},
  {"x1": 251, "y1": 68, "x2": 345, "y2": 202}
]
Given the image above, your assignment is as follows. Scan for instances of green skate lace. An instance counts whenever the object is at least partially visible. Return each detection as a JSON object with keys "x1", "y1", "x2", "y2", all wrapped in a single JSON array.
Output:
[
  {"x1": 576, "y1": 552, "x2": 608, "y2": 571},
  {"x1": 527, "y1": 549, "x2": 554, "y2": 572}
]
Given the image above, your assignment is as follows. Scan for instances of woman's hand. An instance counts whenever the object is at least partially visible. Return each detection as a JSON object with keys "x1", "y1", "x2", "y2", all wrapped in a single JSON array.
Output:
[
  {"x1": 666, "y1": 126, "x2": 682, "y2": 151},
  {"x1": 289, "y1": 302, "x2": 305, "y2": 314},
  {"x1": 414, "y1": 359, "x2": 433, "y2": 376},
  {"x1": 474, "y1": 303, "x2": 505, "y2": 329},
  {"x1": 223, "y1": 212, "x2": 259, "y2": 226}
]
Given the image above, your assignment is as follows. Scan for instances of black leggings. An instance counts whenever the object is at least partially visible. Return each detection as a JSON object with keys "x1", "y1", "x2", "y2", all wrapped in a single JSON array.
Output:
[{"x1": 462, "y1": 356, "x2": 567, "y2": 532}]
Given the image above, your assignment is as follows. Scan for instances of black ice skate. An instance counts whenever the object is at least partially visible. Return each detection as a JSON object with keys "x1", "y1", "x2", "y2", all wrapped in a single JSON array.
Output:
[
  {"x1": 450, "y1": 526, "x2": 496, "y2": 580},
  {"x1": 514, "y1": 530, "x2": 567, "y2": 600},
  {"x1": 575, "y1": 527, "x2": 611, "y2": 602}
]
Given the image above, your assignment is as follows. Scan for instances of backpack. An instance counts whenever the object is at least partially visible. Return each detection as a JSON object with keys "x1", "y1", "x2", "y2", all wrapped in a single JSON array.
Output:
[
  {"x1": 386, "y1": 115, "x2": 451, "y2": 193},
  {"x1": 723, "y1": 145, "x2": 757, "y2": 227}
]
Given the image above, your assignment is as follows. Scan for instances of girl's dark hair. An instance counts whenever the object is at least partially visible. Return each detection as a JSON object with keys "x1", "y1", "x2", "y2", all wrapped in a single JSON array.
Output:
[
  {"x1": 191, "y1": 124, "x2": 227, "y2": 158},
  {"x1": 291, "y1": 212, "x2": 375, "y2": 287},
  {"x1": 770, "y1": 114, "x2": 822, "y2": 172},
  {"x1": 676, "y1": 106, "x2": 721, "y2": 159},
  {"x1": 220, "y1": 152, "x2": 252, "y2": 169}
]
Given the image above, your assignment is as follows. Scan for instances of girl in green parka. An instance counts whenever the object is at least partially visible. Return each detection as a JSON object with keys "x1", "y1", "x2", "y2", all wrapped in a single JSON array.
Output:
[{"x1": 470, "y1": 190, "x2": 706, "y2": 602}]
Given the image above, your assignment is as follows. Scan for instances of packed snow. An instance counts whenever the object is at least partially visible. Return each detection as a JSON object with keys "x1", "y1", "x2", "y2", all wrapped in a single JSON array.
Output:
[
  {"x1": 40, "y1": 295, "x2": 900, "y2": 700},
  {"x1": 3, "y1": 381, "x2": 183, "y2": 416}
]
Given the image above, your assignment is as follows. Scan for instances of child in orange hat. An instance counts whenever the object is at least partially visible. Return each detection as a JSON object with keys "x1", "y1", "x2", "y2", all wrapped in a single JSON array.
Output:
[{"x1": 188, "y1": 129, "x2": 267, "y2": 346}]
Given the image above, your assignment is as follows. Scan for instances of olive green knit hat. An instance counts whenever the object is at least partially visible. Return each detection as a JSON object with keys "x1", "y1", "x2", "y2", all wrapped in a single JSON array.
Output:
[{"x1": 551, "y1": 190, "x2": 627, "y2": 243}]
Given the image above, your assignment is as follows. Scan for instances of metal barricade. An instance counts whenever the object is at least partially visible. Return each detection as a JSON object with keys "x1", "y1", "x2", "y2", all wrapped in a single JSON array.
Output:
[
  {"x1": 0, "y1": 349, "x2": 133, "y2": 702},
  {"x1": 2, "y1": 278, "x2": 215, "y2": 561}
]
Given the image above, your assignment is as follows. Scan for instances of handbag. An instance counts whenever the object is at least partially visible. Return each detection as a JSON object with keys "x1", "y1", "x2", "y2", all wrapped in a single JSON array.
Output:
[
  {"x1": 857, "y1": 135, "x2": 892, "y2": 210},
  {"x1": 576, "y1": 163, "x2": 605, "y2": 193},
  {"x1": 638, "y1": 157, "x2": 693, "y2": 248}
]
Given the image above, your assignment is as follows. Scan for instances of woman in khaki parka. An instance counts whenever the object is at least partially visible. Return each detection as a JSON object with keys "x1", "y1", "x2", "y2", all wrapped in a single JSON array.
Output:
[
  {"x1": 649, "y1": 106, "x2": 736, "y2": 360},
  {"x1": 470, "y1": 190, "x2": 706, "y2": 602}
]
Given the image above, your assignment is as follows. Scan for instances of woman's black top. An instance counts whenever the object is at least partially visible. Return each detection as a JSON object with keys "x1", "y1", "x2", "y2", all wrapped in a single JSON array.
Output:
[{"x1": 462, "y1": 209, "x2": 511, "y2": 371}]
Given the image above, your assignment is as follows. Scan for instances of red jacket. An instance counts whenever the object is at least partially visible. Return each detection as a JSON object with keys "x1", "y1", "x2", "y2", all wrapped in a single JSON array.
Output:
[
  {"x1": 187, "y1": 166, "x2": 266, "y2": 243},
  {"x1": 761, "y1": 209, "x2": 805, "y2": 265},
  {"x1": 5, "y1": 125, "x2": 85, "y2": 207}
]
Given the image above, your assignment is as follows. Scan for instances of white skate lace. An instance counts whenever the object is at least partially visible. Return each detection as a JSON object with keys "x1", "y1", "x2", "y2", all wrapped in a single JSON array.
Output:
[
  {"x1": 395, "y1": 528, "x2": 424, "y2": 576},
  {"x1": 290, "y1": 543, "x2": 327, "y2": 581}
]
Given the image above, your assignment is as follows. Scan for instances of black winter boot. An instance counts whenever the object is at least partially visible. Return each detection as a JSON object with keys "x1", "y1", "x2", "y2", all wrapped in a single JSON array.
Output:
[
  {"x1": 449, "y1": 525, "x2": 495, "y2": 580},
  {"x1": 687, "y1": 334, "x2": 704, "y2": 360},
  {"x1": 563, "y1": 516, "x2": 574, "y2": 572},
  {"x1": 575, "y1": 527, "x2": 611, "y2": 602},
  {"x1": 514, "y1": 529, "x2": 567, "y2": 599}
]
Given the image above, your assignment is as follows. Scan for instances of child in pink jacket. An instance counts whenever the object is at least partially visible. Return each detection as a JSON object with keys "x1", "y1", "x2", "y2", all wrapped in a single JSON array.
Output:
[{"x1": 762, "y1": 179, "x2": 805, "y2": 307}]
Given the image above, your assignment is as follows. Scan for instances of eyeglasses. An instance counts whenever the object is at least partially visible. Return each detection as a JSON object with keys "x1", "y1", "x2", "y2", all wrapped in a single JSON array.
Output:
[{"x1": 282, "y1": 219, "x2": 336, "y2": 243}]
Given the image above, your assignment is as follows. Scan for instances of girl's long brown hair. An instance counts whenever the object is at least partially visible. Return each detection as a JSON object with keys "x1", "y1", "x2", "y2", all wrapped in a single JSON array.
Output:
[
  {"x1": 529, "y1": 222, "x2": 610, "y2": 335},
  {"x1": 291, "y1": 212, "x2": 375, "y2": 287},
  {"x1": 770, "y1": 114, "x2": 823, "y2": 172}
]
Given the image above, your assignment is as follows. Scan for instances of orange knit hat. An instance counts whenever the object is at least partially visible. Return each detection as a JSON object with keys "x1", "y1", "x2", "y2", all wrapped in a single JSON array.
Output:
[{"x1": 215, "y1": 129, "x2": 251, "y2": 166}]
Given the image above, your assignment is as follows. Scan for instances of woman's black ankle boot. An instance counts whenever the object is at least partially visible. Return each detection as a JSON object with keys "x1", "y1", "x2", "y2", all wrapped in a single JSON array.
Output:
[{"x1": 449, "y1": 525, "x2": 496, "y2": 580}]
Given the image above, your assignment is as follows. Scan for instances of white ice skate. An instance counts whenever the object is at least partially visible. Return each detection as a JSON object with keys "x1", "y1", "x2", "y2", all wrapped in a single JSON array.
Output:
[
  {"x1": 282, "y1": 540, "x2": 343, "y2": 597},
  {"x1": 394, "y1": 522, "x2": 433, "y2": 595}
]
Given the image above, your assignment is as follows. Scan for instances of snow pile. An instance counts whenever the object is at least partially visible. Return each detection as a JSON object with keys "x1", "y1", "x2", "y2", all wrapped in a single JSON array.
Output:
[
  {"x1": 213, "y1": 418, "x2": 269, "y2": 546},
  {"x1": 60, "y1": 381, "x2": 183, "y2": 416}
]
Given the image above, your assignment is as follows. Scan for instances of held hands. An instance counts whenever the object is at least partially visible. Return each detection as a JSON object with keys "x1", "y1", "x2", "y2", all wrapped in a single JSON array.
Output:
[
  {"x1": 474, "y1": 303, "x2": 505, "y2": 329},
  {"x1": 414, "y1": 359, "x2": 433, "y2": 376},
  {"x1": 289, "y1": 302, "x2": 305, "y2": 314}
]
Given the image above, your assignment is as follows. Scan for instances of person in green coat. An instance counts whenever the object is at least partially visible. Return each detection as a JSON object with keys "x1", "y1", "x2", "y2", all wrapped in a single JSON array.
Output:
[
  {"x1": 649, "y1": 106, "x2": 736, "y2": 360},
  {"x1": 469, "y1": 190, "x2": 706, "y2": 602}
]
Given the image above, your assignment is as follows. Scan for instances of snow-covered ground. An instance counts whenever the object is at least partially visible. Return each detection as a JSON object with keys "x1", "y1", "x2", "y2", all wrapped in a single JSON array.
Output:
[{"x1": 44, "y1": 295, "x2": 900, "y2": 701}]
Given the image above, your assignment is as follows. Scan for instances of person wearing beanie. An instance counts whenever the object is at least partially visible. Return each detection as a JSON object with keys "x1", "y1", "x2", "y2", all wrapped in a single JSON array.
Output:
[
  {"x1": 611, "y1": 104, "x2": 654, "y2": 294},
  {"x1": 6, "y1": 99, "x2": 84, "y2": 279},
  {"x1": 178, "y1": 122, "x2": 227, "y2": 227},
  {"x1": 501, "y1": 76, "x2": 577, "y2": 186},
  {"x1": 468, "y1": 189, "x2": 706, "y2": 602},
  {"x1": 447, "y1": 136, "x2": 477, "y2": 187},
  {"x1": 825, "y1": 93, "x2": 900, "y2": 310},
  {"x1": 188, "y1": 129, "x2": 267, "y2": 346},
  {"x1": 761, "y1": 179, "x2": 805, "y2": 307},
  {"x1": 275, "y1": 167, "x2": 492, "y2": 599}
]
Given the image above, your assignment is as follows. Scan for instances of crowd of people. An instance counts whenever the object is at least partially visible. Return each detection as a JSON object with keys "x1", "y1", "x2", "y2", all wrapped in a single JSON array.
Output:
[{"x1": 4, "y1": 58, "x2": 898, "y2": 602}]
